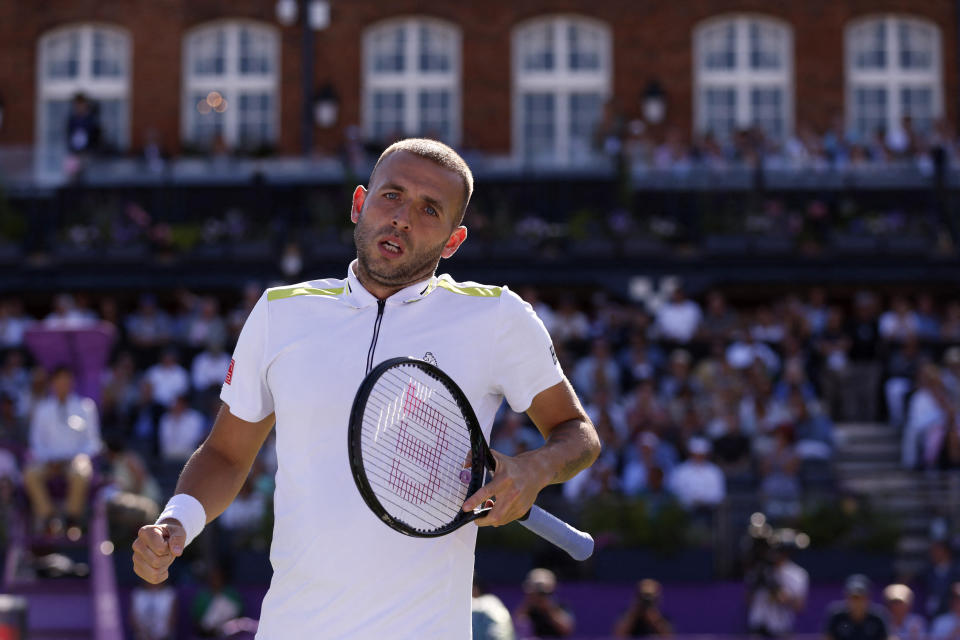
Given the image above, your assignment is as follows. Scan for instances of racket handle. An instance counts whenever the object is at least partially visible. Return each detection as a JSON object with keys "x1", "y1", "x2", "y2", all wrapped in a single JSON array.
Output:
[{"x1": 519, "y1": 506, "x2": 594, "y2": 561}]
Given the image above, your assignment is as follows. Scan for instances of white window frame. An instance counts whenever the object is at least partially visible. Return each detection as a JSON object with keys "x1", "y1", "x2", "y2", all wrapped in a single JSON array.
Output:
[
  {"x1": 512, "y1": 15, "x2": 612, "y2": 166},
  {"x1": 362, "y1": 17, "x2": 462, "y2": 145},
  {"x1": 181, "y1": 20, "x2": 280, "y2": 149},
  {"x1": 36, "y1": 24, "x2": 132, "y2": 167},
  {"x1": 845, "y1": 14, "x2": 943, "y2": 137},
  {"x1": 693, "y1": 14, "x2": 794, "y2": 141}
]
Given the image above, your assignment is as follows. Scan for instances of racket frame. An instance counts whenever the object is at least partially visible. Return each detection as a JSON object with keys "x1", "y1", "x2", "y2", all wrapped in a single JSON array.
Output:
[{"x1": 348, "y1": 356, "x2": 494, "y2": 538}]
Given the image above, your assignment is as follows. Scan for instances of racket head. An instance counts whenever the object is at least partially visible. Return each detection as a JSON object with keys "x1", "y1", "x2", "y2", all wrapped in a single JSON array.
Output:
[{"x1": 348, "y1": 357, "x2": 493, "y2": 537}]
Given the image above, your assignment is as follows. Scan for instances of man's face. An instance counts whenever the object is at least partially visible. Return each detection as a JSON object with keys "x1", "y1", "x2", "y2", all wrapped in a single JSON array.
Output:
[
  {"x1": 52, "y1": 371, "x2": 73, "y2": 398},
  {"x1": 352, "y1": 151, "x2": 466, "y2": 295}
]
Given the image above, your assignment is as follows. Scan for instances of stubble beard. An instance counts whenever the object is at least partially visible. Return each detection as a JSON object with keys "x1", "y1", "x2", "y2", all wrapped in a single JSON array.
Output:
[{"x1": 354, "y1": 221, "x2": 447, "y2": 290}]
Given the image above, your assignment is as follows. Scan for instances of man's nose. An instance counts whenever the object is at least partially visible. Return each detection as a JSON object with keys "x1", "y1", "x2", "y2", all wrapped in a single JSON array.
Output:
[{"x1": 391, "y1": 205, "x2": 412, "y2": 231}]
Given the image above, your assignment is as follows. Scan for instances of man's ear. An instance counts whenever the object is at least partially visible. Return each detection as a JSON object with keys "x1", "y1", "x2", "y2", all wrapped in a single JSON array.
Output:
[
  {"x1": 441, "y1": 226, "x2": 468, "y2": 259},
  {"x1": 350, "y1": 186, "x2": 367, "y2": 224}
]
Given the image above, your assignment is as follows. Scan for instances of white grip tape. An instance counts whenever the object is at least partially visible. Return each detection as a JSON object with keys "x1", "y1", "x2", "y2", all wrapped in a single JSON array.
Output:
[
  {"x1": 520, "y1": 506, "x2": 595, "y2": 561},
  {"x1": 157, "y1": 493, "x2": 207, "y2": 548}
]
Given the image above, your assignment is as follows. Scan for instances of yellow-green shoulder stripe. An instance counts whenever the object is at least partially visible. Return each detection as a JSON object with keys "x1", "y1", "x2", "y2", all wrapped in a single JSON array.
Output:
[
  {"x1": 435, "y1": 279, "x2": 502, "y2": 298},
  {"x1": 267, "y1": 285, "x2": 344, "y2": 301}
]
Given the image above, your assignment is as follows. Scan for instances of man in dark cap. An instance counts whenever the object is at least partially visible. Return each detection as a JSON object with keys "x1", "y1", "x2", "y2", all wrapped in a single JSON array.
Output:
[{"x1": 824, "y1": 574, "x2": 887, "y2": 640}]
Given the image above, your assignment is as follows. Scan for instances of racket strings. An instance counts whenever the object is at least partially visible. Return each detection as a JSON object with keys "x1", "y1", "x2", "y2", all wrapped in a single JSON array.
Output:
[{"x1": 360, "y1": 366, "x2": 479, "y2": 532}]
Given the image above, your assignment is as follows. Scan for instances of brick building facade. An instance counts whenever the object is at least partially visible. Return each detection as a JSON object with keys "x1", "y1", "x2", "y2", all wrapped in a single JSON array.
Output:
[{"x1": 0, "y1": 0, "x2": 955, "y2": 162}]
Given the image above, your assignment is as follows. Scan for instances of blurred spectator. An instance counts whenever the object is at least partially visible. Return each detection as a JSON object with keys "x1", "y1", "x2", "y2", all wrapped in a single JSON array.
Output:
[
  {"x1": 145, "y1": 348, "x2": 189, "y2": 408},
  {"x1": 126, "y1": 294, "x2": 174, "y2": 349},
  {"x1": 130, "y1": 579, "x2": 177, "y2": 640},
  {"x1": 816, "y1": 307, "x2": 853, "y2": 420},
  {"x1": 942, "y1": 302, "x2": 960, "y2": 342},
  {"x1": 551, "y1": 295, "x2": 590, "y2": 346},
  {"x1": 667, "y1": 437, "x2": 725, "y2": 511},
  {"x1": 726, "y1": 328, "x2": 780, "y2": 375},
  {"x1": 0, "y1": 391, "x2": 23, "y2": 445},
  {"x1": 0, "y1": 447, "x2": 19, "y2": 549},
  {"x1": 943, "y1": 347, "x2": 960, "y2": 404},
  {"x1": 697, "y1": 291, "x2": 738, "y2": 343},
  {"x1": 191, "y1": 339, "x2": 231, "y2": 394},
  {"x1": 932, "y1": 583, "x2": 960, "y2": 639},
  {"x1": 573, "y1": 338, "x2": 622, "y2": 398},
  {"x1": 878, "y1": 295, "x2": 919, "y2": 343},
  {"x1": 23, "y1": 366, "x2": 101, "y2": 535},
  {"x1": 844, "y1": 292, "x2": 881, "y2": 421},
  {"x1": 924, "y1": 541, "x2": 960, "y2": 619},
  {"x1": 613, "y1": 579, "x2": 672, "y2": 638},
  {"x1": 19, "y1": 366, "x2": 49, "y2": 421},
  {"x1": 746, "y1": 537, "x2": 808, "y2": 637},
  {"x1": 472, "y1": 577, "x2": 516, "y2": 640},
  {"x1": 882, "y1": 583, "x2": 926, "y2": 640},
  {"x1": 0, "y1": 299, "x2": 34, "y2": 348},
  {"x1": 653, "y1": 287, "x2": 701, "y2": 344},
  {"x1": 65, "y1": 92, "x2": 101, "y2": 177},
  {"x1": 803, "y1": 288, "x2": 829, "y2": 337},
  {"x1": 758, "y1": 425, "x2": 802, "y2": 520},
  {"x1": 823, "y1": 574, "x2": 887, "y2": 640},
  {"x1": 0, "y1": 350, "x2": 28, "y2": 411},
  {"x1": 43, "y1": 293, "x2": 97, "y2": 328},
  {"x1": 902, "y1": 363, "x2": 951, "y2": 469},
  {"x1": 789, "y1": 392, "x2": 834, "y2": 461},
  {"x1": 102, "y1": 436, "x2": 160, "y2": 542},
  {"x1": 514, "y1": 568, "x2": 574, "y2": 638},
  {"x1": 219, "y1": 473, "x2": 268, "y2": 551},
  {"x1": 183, "y1": 296, "x2": 227, "y2": 348},
  {"x1": 191, "y1": 564, "x2": 244, "y2": 637},
  {"x1": 158, "y1": 394, "x2": 206, "y2": 463},
  {"x1": 884, "y1": 335, "x2": 923, "y2": 427},
  {"x1": 916, "y1": 293, "x2": 941, "y2": 341},
  {"x1": 710, "y1": 410, "x2": 752, "y2": 479},
  {"x1": 751, "y1": 305, "x2": 786, "y2": 345},
  {"x1": 99, "y1": 352, "x2": 140, "y2": 439}
]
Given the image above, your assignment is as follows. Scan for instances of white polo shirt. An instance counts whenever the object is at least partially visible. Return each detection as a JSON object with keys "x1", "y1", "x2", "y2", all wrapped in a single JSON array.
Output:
[{"x1": 221, "y1": 261, "x2": 563, "y2": 640}]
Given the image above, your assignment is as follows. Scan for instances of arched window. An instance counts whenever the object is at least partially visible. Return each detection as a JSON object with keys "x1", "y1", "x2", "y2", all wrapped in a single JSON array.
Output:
[
  {"x1": 37, "y1": 24, "x2": 131, "y2": 170},
  {"x1": 512, "y1": 16, "x2": 612, "y2": 165},
  {"x1": 846, "y1": 15, "x2": 942, "y2": 139},
  {"x1": 693, "y1": 15, "x2": 793, "y2": 141},
  {"x1": 183, "y1": 21, "x2": 280, "y2": 150},
  {"x1": 363, "y1": 18, "x2": 461, "y2": 145}
]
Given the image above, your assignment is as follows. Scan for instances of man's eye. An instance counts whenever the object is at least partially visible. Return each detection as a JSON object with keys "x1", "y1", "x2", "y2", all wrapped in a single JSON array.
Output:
[
  {"x1": 425, "y1": 206, "x2": 439, "y2": 217},
  {"x1": 384, "y1": 192, "x2": 399, "y2": 200}
]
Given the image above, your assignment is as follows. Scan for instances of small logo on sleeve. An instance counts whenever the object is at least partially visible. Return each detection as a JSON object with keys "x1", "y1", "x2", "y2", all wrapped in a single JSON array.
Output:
[
  {"x1": 225, "y1": 359, "x2": 235, "y2": 385},
  {"x1": 549, "y1": 344, "x2": 558, "y2": 365}
]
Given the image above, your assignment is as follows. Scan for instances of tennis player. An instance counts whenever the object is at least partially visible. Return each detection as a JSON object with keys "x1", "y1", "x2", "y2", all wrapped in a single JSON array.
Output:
[{"x1": 132, "y1": 138, "x2": 601, "y2": 638}]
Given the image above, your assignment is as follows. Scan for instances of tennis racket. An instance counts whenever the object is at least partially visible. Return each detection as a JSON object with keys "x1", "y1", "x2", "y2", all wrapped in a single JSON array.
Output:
[{"x1": 348, "y1": 356, "x2": 594, "y2": 561}]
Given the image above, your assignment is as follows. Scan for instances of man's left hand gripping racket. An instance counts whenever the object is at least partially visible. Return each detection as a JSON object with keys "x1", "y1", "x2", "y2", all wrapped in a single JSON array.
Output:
[{"x1": 348, "y1": 357, "x2": 594, "y2": 561}]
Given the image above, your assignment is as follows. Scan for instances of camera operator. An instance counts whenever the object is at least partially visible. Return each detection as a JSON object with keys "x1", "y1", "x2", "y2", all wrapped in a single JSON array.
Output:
[
  {"x1": 514, "y1": 568, "x2": 574, "y2": 638},
  {"x1": 613, "y1": 578, "x2": 673, "y2": 637},
  {"x1": 746, "y1": 527, "x2": 809, "y2": 637}
]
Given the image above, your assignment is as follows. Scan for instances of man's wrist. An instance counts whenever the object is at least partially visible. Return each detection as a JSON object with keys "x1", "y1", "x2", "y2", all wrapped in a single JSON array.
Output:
[{"x1": 157, "y1": 494, "x2": 206, "y2": 547}]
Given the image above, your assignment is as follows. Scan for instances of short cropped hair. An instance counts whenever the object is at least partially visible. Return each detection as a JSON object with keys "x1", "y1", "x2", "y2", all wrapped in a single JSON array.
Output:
[{"x1": 369, "y1": 138, "x2": 474, "y2": 224}]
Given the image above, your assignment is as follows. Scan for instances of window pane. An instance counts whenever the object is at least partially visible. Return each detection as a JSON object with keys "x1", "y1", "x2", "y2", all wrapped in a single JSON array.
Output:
[
  {"x1": 45, "y1": 31, "x2": 80, "y2": 79},
  {"x1": 523, "y1": 93, "x2": 555, "y2": 159},
  {"x1": 750, "y1": 22, "x2": 783, "y2": 70},
  {"x1": 750, "y1": 87, "x2": 783, "y2": 139},
  {"x1": 702, "y1": 87, "x2": 737, "y2": 139},
  {"x1": 419, "y1": 24, "x2": 452, "y2": 72},
  {"x1": 238, "y1": 93, "x2": 273, "y2": 147},
  {"x1": 852, "y1": 21, "x2": 886, "y2": 70},
  {"x1": 853, "y1": 87, "x2": 888, "y2": 138},
  {"x1": 418, "y1": 90, "x2": 451, "y2": 141},
  {"x1": 372, "y1": 91, "x2": 405, "y2": 140},
  {"x1": 569, "y1": 93, "x2": 602, "y2": 160},
  {"x1": 569, "y1": 24, "x2": 601, "y2": 71},
  {"x1": 702, "y1": 23, "x2": 736, "y2": 70},
  {"x1": 92, "y1": 30, "x2": 126, "y2": 77},
  {"x1": 898, "y1": 22, "x2": 934, "y2": 70},
  {"x1": 97, "y1": 98, "x2": 127, "y2": 150},
  {"x1": 900, "y1": 87, "x2": 933, "y2": 132},
  {"x1": 192, "y1": 29, "x2": 226, "y2": 75},
  {"x1": 190, "y1": 91, "x2": 226, "y2": 145},
  {"x1": 521, "y1": 23, "x2": 554, "y2": 71},
  {"x1": 43, "y1": 99, "x2": 72, "y2": 153},
  {"x1": 240, "y1": 27, "x2": 273, "y2": 75},
  {"x1": 371, "y1": 25, "x2": 405, "y2": 73}
]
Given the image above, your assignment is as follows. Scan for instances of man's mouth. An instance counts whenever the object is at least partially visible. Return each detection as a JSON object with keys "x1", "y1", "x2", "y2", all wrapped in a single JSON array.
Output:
[{"x1": 379, "y1": 239, "x2": 404, "y2": 256}]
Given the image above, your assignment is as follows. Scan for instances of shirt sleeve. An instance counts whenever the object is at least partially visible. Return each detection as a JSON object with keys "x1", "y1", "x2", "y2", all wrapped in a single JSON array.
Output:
[
  {"x1": 491, "y1": 287, "x2": 564, "y2": 413},
  {"x1": 220, "y1": 293, "x2": 274, "y2": 422}
]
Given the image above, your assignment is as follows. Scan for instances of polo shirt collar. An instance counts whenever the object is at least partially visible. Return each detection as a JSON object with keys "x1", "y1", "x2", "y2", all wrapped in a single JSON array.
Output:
[{"x1": 345, "y1": 260, "x2": 438, "y2": 308}]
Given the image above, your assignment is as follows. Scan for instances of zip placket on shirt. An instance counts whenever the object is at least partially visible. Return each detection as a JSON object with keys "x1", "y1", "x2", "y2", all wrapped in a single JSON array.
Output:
[{"x1": 365, "y1": 299, "x2": 386, "y2": 374}]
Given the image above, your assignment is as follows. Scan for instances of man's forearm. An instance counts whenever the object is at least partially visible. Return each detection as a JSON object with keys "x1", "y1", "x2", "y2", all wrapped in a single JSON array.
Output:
[
  {"x1": 533, "y1": 418, "x2": 601, "y2": 485},
  {"x1": 167, "y1": 443, "x2": 251, "y2": 524}
]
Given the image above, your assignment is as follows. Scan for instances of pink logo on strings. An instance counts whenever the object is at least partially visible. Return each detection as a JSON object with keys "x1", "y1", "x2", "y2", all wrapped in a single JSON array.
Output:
[{"x1": 389, "y1": 382, "x2": 449, "y2": 504}]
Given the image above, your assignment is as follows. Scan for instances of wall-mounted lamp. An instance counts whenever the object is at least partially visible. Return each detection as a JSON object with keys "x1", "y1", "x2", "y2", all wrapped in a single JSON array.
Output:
[
  {"x1": 275, "y1": 0, "x2": 298, "y2": 26},
  {"x1": 642, "y1": 80, "x2": 666, "y2": 125},
  {"x1": 313, "y1": 83, "x2": 339, "y2": 128},
  {"x1": 276, "y1": 0, "x2": 329, "y2": 30}
]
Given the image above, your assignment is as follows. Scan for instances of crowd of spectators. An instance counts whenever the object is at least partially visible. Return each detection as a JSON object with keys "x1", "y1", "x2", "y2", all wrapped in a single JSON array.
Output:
[{"x1": 2, "y1": 282, "x2": 960, "y2": 636}]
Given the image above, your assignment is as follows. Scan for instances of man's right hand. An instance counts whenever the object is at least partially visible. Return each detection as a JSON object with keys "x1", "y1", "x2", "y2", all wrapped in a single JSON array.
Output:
[{"x1": 132, "y1": 521, "x2": 186, "y2": 583}]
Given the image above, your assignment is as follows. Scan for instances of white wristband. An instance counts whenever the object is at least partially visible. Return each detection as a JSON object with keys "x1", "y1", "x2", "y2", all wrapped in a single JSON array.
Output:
[{"x1": 157, "y1": 494, "x2": 207, "y2": 548}]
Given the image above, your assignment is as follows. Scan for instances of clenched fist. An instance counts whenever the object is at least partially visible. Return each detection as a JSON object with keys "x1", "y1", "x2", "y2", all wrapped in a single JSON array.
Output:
[{"x1": 132, "y1": 520, "x2": 186, "y2": 584}]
